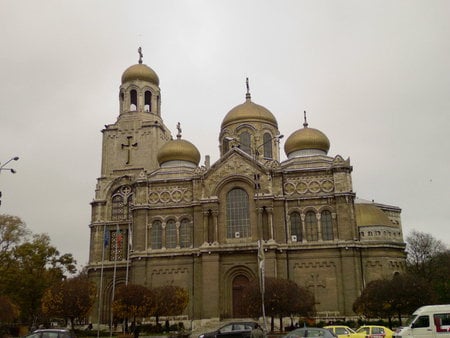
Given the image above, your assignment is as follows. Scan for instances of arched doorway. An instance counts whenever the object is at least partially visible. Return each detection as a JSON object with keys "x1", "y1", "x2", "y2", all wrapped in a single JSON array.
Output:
[{"x1": 232, "y1": 275, "x2": 250, "y2": 317}]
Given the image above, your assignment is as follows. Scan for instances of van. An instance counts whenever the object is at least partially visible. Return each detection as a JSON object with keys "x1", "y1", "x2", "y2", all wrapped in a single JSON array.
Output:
[{"x1": 395, "y1": 305, "x2": 450, "y2": 338}]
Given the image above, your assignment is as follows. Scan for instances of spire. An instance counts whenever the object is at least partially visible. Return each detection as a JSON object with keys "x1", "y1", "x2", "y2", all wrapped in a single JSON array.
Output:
[
  {"x1": 176, "y1": 122, "x2": 182, "y2": 139},
  {"x1": 303, "y1": 110, "x2": 309, "y2": 128},
  {"x1": 138, "y1": 47, "x2": 143, "y2": 64},
  {"x1": 245, "y1": 77, "x2": 251, "y2": 100}
]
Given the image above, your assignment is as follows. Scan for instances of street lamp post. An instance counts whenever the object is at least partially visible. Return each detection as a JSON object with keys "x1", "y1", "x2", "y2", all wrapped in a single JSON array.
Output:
[
  {"x1": 0, "y1": 156, "x2": 19, "y2": 206},
  {"x1": 225, "y1": 134, "x2": 283, "y2": 160},
  {"x1": 254, "y1": 134, "x2": 284, "y2": 159},
  {"x1": 0, "y1": 156, "x2": 19, "y2": 174}
]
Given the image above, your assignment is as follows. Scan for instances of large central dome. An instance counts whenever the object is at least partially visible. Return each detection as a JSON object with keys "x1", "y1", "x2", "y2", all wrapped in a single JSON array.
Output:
[{"x1": 221, "y1": 93, "x2": 278, "y2": 129}]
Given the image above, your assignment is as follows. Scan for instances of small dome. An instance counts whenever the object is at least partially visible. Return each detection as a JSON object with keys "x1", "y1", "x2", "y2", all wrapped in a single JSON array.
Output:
[
  {"x1": 221, "y1": 96, "x2": 278, "y2": 128},
  {"x1": 355, "y1": 203, "x2": 393, "y2": 227},
  {"x1": 157, "y1": 138, "x2": 201, "y2": 166},
  {"x1": 121, "y1": 63, "x2": 159, "y2": 85},
  {"x1": 284, "y1": 125, "x2": 330, "y2": 156}
]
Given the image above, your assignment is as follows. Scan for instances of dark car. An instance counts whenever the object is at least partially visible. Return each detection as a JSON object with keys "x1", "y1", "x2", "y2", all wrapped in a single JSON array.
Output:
[
  {"x1": 25, "y1": 329, "x2": 77, "y2": 338},
  {"x1": 284, "y1": 327, "x2": 337, "y2": 338},
  {"x1": 198, "y1": 321, "x2": 258, "y2": 338}
]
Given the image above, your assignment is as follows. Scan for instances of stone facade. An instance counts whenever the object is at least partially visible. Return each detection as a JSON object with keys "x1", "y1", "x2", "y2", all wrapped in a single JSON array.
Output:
[{"x1": 86, "y1": 58, "x2": 406, "y2": 323}]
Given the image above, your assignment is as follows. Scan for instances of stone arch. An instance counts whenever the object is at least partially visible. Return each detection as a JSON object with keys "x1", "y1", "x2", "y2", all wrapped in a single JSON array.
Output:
[
  {"x1": 100, "y1": 277, "x2": 126, "y2": 324},
  {"x1": 222, "y1": 265, "x2": 256, "y2": 318}
]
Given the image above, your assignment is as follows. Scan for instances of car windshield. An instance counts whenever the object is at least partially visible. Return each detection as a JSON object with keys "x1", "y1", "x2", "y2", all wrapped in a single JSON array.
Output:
[
  {"x1": 356, "y1": 328, "x2": 369, "y2": 334},
  {"x1": 307, "y1": 329, "x2": 327, "y2": 337},
  {"x1": 220, "y1": 325, "x2": 233, "y2": 333},
  {"x1": 405, "y1": 315, "x2": 418, "y2": 326},
  {"x1": 335, "y1": 328, "x2": 354, "y2": 335}
]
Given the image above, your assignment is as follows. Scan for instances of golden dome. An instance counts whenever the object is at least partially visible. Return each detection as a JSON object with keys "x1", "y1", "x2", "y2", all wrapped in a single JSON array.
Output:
[
  {"x1": 355, "y1": 203, "x2": 393, "y2": 227},
  {"x1": 157, "y1": 138, "x2": 201, "y2": 166},
  {"x1": 121, "y1": 63, "x2": 159, "y2": 85},
  {"x1": 284, "y1": 125, "x2": 330, "y2": 155},
  {"x1": 221, "y1": 97, "x2": 278, "y2": 128}
]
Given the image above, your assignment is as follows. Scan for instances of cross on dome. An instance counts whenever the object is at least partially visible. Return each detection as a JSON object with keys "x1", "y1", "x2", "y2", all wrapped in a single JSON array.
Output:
[{"x1": 138, "y1": 47, "x2": 143, "y2": 64}]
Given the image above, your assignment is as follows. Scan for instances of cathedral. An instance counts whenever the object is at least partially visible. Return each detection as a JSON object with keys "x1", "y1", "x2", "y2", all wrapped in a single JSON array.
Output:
[{"x1": 86, "y1": 52, "x2": 406, "y2": 324}]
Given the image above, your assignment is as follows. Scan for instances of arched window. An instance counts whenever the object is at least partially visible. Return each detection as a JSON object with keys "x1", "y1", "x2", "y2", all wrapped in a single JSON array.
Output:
[
  {"x1": 111, "y1": 195, "x2": 124, "y2": 220},
  {"x1": 179, "y1": 219, "x2": 192, "y2": 248},
  {"x1": 321, "y1": 210, "x2": 333, "y2": 240},
  {"x1": 239, "y1": 131, "x2": 252, "y2": 155},
  {"x1": 166, "y1": 220, "x2": 177, "y2": 248},
  {"x1": 305, "y1": 211, "x2": 318, "y2": 241},
  {"x1": 111, "y1": 186, "x2": 132, "y2": 221},
  {"x1": 130, "y1": 89, "x2": 137, "y2": 111},
  {"x1": 290, "y1": 211, "x2": 302, "y2": 242},
  {"x1": 151, "y1": 220, "x2": 162, "y2": 249},
  {"x1": 263, "y1": 133, "x2": 273, "y2": 159},
  {"x1": 144, "y1": 91, "x2": 151, "y2": 112},
  {"x1": 226, "y1": 188, "x2": 250, "y2": 238}
]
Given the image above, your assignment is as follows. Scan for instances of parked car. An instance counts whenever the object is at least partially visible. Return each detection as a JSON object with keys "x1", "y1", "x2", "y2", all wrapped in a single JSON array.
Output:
[
  {"x1": 25, "y1": 329, "x2": 77, "y2": 338},
  {"x1": 284, "y1": 327, "x2": 338, "y2": 338},
  {"x1": 356, "y1": 326, "x2": 394, "y2": 338},
  {"x1": 395, "y1": 304, "x2": 450, "y2": 338},
  {"x1": 198, "y1": 321, "x2": 258, "y2": 338},
  {"x1": 324, "y1": 326, "x2": 366, "y2": 338}
]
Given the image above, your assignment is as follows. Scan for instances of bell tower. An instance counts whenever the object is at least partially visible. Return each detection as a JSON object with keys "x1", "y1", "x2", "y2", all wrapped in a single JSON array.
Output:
[{"x1": 100, "y1": 48, "x2": 171, "y2": 178}]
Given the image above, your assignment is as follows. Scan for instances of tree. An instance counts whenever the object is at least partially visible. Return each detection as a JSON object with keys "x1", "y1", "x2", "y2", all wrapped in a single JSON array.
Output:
[
  {"x1": 353, "y1": 279, "x2": 390, "y2": 319},
  {"x1": 1, "y1": 233, "x2": 77, "y2": 325},
  {"x1": 112, "y1": 284, "x2": 154, "y2": 330},
  {"x1": 0, "y1": 214, "x2": 29, "y2": 268},
  {"x1": 241, "y1": 277, "x2": 315, "y2": 332},
  {"x1": 406, "y1": 230, "x2": 447, "y2": 276},
  {"x1": 427, "y1": 250, "x2": 450, "y2": 303},
  {"x1": 353, "y1": 274, "x2": 434, "y2": 327},
  {"x1": 0, "y1": 295, "x2": 20, "y2": 323},
  {"x1": 152, "y1": 285, "x2": 189, "y2": 326},
  {"x1": 42, "y1": 274, "x2": 96, "y2": 328},
  {"x1": 405, "y1": 231, "x2": 449, "y2": 305}
]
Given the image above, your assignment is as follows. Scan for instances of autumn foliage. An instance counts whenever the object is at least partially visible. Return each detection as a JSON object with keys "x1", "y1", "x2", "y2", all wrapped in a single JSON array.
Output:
[
  {"x1": 112, "y1": 284, "x2": 155, "y2": 323},
  {"x1": 0, "y1": 295, "x2": 20, "y2": 322},
  {"x1": 241, "y1": 277, "x2": 315, "y2": 332},
  {"x1": 41, "y1": 274, "x2": 96, "y2": 328}
]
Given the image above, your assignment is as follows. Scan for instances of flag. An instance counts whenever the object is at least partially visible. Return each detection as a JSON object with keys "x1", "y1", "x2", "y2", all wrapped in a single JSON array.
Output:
[
  {"x1": 104, "y1": 228, "x2": 110, "y2": 247},
  {"x1": 128, "y1": 224, "x2": 133, "y2": 250},
  {"x1": 117, "y1": 230, "x2": 123, "y2": 248},
  {"x1": 258, "y1": 240, "x2": 265, "y2": 294}
]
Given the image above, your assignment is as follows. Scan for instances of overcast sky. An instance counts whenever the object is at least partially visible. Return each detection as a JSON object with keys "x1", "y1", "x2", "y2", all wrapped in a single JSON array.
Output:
[{"x1": 1, "y1": 0, "x2": 449, "y2": 269}]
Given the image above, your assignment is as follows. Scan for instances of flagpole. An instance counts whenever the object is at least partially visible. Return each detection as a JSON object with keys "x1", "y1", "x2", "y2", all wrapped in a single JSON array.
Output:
[
  {"x1": 125, "y1": 223, "x2": 131, "y2": 285},
  {"x1": 97, "y1": 225, "x2": 107, "y2": 338},
  {"x1": 258, "y1": 239, "x2": 267, "y2": 332},
  {"x1": 110, "y1": 225, "x2": 119, "y2": 338}
]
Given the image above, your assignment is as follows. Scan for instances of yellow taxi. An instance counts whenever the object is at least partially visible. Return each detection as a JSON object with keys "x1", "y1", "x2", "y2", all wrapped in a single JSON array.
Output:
[
  {"x1": 356, "y1": 326, "x2": 394, "y2": 338},
  {"x1": 324, "y1": 326, "x2": 366, "y2": 338}
]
